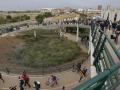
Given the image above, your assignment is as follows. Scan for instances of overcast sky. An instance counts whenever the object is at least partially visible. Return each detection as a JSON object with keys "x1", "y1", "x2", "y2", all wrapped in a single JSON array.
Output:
[{"x1": 0, "y1": 0, "x2": 120, "y2": 11}]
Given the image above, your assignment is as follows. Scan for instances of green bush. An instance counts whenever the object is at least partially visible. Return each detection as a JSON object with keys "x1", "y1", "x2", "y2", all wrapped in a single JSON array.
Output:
[{"x1": 35, "y1": 12, "x2": 53, "y2": 24}]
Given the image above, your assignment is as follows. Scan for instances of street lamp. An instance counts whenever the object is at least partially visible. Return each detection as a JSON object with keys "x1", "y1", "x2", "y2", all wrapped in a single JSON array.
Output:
[{"x1": 75, "y1": 17, "x2": 79, "y2": 42}]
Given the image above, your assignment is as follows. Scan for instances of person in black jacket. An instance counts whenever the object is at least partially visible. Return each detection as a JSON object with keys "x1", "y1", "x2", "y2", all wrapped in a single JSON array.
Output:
[
  {"x1": 33, "y1": 81, "x2": 41, "y2": 90},
  {"x1": 115, "y1": 21, "x2": 120, "y2": 44},
  {"x1": 100, "y1": 21, "x2": 105, "y2": 31},
  {"x1": 112, "y1": 22, "x2": 117, "y2": 33},
  {"x1": 104, "y1": 20, "x2": 110, "y2": 30},
  {"x1": 19, "y1": 76, "x2": 24, "y2": 90}
]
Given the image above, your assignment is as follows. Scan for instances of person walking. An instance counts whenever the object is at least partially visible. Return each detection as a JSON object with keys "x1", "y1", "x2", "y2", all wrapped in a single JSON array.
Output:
[
  {"x1": 19, "y1": 76, "x2": 24, "y2": 90},
  {"x1": 0, "y1": 73, "x2": 4, "y2": 83},
  {"x1": 91, "y1": 19, "x2": 96, "y2": 31},
  {"x1": 112, "y1": 22, "x2": 117, "y2": 34},
  {"x1": 76, "y1": 63, "x2": 81, "y2": 73},
  {"x1": 100, "y1": 21, "x2": 105, "y2": 31},
  {"x1": 115, "y1": 22, "x2": 120, "y2": 44},
  {"x1": 33, "y1": 81, "x2": 41, "y2": 90},
  {"x1": 21, "y1": 71, "x2": 31, "y2": 88},
  {"x1": 78, "y1": 67, "x2": 87, "y2": 82},
  {"x1": 62, "y1": 86, "x2": 65, "y2": 90},
  {"x1": 72, "y1": 63, "x2": 76, "y2": 72}
]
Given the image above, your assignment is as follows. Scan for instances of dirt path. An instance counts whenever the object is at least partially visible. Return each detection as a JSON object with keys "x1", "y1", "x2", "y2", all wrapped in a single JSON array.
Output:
[{"x1": 0, "y1": 55, "x2": 90, "y2": 90}]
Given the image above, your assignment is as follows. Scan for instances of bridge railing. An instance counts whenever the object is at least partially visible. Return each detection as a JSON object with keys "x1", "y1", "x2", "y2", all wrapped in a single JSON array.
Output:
[{"x1": 73, "y1": 26, "x2": 120, "y2": 90}]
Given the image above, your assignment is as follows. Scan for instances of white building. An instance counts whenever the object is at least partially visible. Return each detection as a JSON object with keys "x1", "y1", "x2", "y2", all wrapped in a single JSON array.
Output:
[
  {"x1": 101, "y1": 7, "x2": 120, "y2": 22},
  {"x1": 40, "y1": 8, "x2": 55, "y2": 13}
]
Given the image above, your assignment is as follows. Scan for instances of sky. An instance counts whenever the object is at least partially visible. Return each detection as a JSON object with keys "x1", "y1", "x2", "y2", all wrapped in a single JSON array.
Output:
[{"x1": 0, "y1": 0, "x2": 120, "y2": 11}]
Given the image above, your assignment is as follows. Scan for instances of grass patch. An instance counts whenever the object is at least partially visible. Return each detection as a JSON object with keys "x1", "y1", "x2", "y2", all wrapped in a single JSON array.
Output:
[
  {"x1": 66, "y1": 27, "x2": 90, "y2": 37},
  {"x1": 14, "y1": 29, "x2": 80, "y2": 68}
]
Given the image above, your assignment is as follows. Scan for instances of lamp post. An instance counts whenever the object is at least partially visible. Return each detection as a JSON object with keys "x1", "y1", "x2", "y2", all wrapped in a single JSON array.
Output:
[
  {"x1": 59, "y1": 20, "x2": 63, "y2": 38},
  {"x1": 75, "y1": 17, "x2": 79, "y2": 42},
  {"x1": 34, "y1": 29, "x2": 37, "y2": 38}
]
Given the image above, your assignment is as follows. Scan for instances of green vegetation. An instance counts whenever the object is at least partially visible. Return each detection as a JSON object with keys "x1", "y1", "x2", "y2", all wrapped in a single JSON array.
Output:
[
  {"x1": 0, "y1": 15, "x2": 30, "y2": 25},
  {"x1": 11, "y1": 15, "x2": 30, "y2": 22},
  {"x1": 15, "y1": 29, "x2": 80, "y2": 68},
  {"x1": 66, "y1": 27, "x2": 89, "y2": 37},
  {"x1": 35, "y1": 12, "x2": 53, "y2": 24},
  {"x1": 0, "y1": 16, "x2": 7, "y2": 24}
]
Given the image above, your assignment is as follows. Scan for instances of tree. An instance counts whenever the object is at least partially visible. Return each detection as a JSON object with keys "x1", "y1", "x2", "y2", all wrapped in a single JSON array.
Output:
[
  {"x1": 11, "y1": 16, "x2": 21, "y2": 22},
  {"x1": 0, "y1": 16, "x2": 7, "y2": 24},
  {"x1": 35, "y1": 15, "x2": 44, "y2": 24},
  {"x1": 6, "y1": 15, "x2": 12, "y2": 22},
  {"x1": 44, "y1": 12, "x2": 53, "y2": 18},
  {"x1": 21, "y1": 15, "x2": 30, "y2": 21},
  {"x1": 6, "y1": 15, "x2": 12, "y2": 20},
  {"x1": 35, "y1": 12, "x2": 53, "y2": 24}
]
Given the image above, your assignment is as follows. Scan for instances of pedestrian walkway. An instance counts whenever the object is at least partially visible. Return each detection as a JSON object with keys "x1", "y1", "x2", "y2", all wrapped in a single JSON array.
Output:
[
  {"x1": 0, "y1": 57, "x2": 90, "y2": 90},
  {"x1": 105, "y1": 30, "x2": 120, "y2": 64}
]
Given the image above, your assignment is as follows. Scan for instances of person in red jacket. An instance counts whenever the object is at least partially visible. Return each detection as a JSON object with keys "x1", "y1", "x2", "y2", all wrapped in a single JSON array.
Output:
[{"x1": 21, "y1": 71, "x2": 31, "y2": 88}]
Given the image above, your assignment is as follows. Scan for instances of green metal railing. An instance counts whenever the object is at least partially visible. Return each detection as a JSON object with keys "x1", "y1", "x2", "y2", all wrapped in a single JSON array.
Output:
[{"x1": 73, "y1": 26, "x2": 120, "y2": 90}]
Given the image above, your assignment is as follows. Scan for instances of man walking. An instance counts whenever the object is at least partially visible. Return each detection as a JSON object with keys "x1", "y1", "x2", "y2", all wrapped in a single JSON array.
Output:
[
  {"x1": 33, "y1": 81, "x2": 41, "y2": 90},
  {"x1": 0, "y1": 73, "x2": 4, "y2": 83}
]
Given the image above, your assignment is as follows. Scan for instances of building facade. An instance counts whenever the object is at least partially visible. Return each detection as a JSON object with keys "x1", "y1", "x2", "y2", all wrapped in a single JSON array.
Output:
[{"x1": 101, "y1": 8, "x2": 120, "y2": 22}]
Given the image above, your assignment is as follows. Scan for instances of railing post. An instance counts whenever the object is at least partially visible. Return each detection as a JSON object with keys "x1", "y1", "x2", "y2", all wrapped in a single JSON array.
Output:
[
  {"x1": 92, "y1": 28, "x2": 97, "y2": 43},
  {"x1": 94, "y1": 37, "x2": 106, "y2": 67},
  {"x1": 93, "y1": 31, "x2": 103, "y2": 57}
]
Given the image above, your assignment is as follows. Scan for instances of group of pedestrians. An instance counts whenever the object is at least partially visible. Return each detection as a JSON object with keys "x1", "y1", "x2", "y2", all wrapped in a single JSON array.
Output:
[
  {"x1": 19, "y1": 71, "x2": 41, "y2": 90},
  {"x1": 94, "y1": 19, "x2": 120, "y2": 44},
  {"x1": 1, "y1": 71, "x2": 61, "y2": 90},
  {"x1": 19, "y1": 71, "x2": 31, "y2": 90},
  {"x1": 111, "y1": 21, "x2": 120, "y2": 44},
  {"x1": 99, "y1": 19, "x2": 110, "y2": 32}
]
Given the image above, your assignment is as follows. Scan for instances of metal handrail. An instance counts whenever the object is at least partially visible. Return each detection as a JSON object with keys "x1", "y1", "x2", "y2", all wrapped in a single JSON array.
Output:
[
  {"x1": 73, "y1": 64, "x2": 120, "y2": 90},
  {"x1": 73, "y1": 27, "x2": 120, "y2": 90}
]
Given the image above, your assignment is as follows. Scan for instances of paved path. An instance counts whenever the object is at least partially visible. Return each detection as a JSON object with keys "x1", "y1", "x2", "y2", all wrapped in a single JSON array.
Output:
[{"x1": 105, "y1": 30, "x2": 120, "y2": 64}]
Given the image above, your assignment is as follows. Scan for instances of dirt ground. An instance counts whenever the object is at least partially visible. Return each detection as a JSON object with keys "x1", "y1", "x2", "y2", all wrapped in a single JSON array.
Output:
[
  {"x1": 0, "y1": 36, "x2": 88, "y2": 74},
  {"x1": 0, "y1": 36, "x2": 26, "y2": 72}
]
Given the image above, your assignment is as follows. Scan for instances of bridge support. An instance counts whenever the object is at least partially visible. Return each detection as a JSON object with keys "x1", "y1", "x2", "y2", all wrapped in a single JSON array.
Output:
[{"x1": 89, "y1": 29, "x2": 97, "y2": 78}]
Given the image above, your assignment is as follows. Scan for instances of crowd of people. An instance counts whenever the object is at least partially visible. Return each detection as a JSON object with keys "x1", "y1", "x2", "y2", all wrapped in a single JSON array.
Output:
[
  {"x1": 0, "y1": 60, "x2": 88, "y2": 90},
  {"x1": 0, "y1": 71, "x2": 40, "y2": 90},
  {"x1": 91, "y1": 19, "x2": 120, "y2": 44},
  {"x1": 92, "y1": 19, "x2": 120, "y2": 44},
  {"x1": 0, "y1": 70, "x2": 64, "y2": 90}
]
